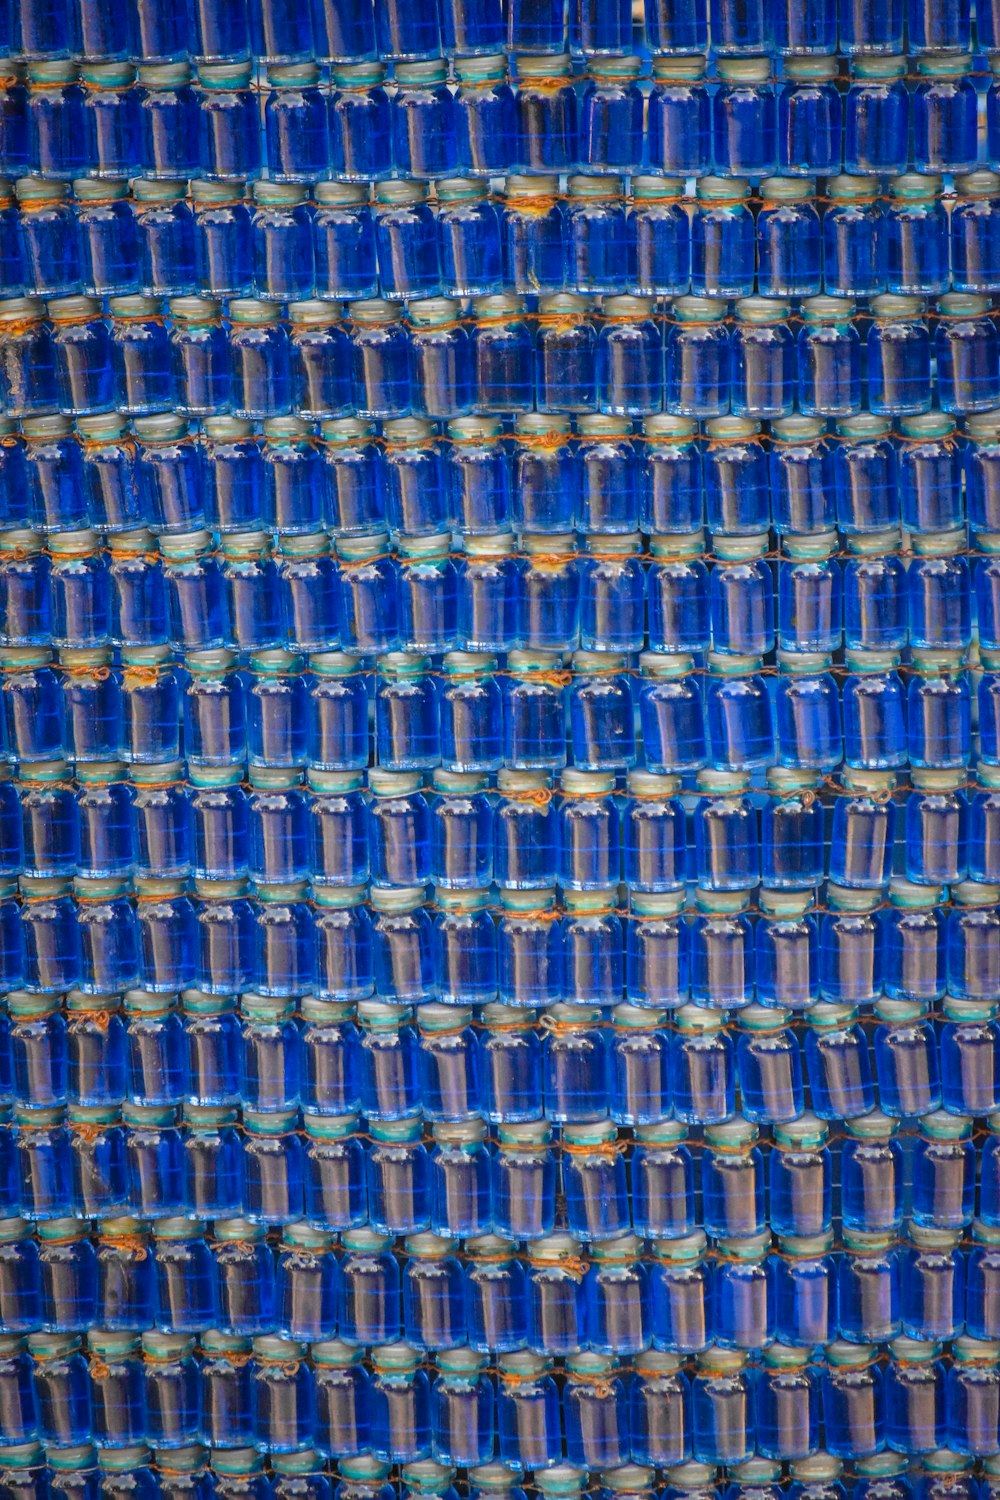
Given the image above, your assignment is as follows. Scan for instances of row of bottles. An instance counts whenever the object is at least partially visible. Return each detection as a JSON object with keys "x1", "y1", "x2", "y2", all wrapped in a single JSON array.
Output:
[
  {"x1": 5, "y1": 1456, "x2": 1000, "y2": 1500},
  {"x1": 7, "y1": 867, "x2": 1000, "y2": 998},
  {"x1": 9, "y1": 57, "x2": 1000, "y2": 186},
  {"x1": 15, "y1": 0, "x2": 1000, "y2": 61},
  {"x1": 6, "y1": 299, "x2": 1000, "y2": 425},
  {"x1": 4, "y1": 538, "x2": 1000, "y2": 647},
  {"x1": 7, "y1": 1206, "x2": 1000, "y2": 1338},
  {"x1": 7, "y1": 419, "x2": 1000, "y2": 536},
  {"x1": 12, "y1": 981, "x2": 1000, "y2": 1115},
  {"x1": 9, "y1": 174, "x2": 1000, "y2": 305},
  {"x1": 4, "y1": 1314, "x2": 1000, "y2": 1460}
]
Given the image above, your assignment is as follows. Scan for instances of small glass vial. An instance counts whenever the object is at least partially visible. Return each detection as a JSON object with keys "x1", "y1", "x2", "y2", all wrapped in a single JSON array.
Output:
[
  {"x1": 169, "y1": 297, "x2": 230, "y2": 418},
  {"x1": 730, "y1": 301, "x2": 794, "y2": 420},
  {"x1": 691, "y1": 1349, "x2": 753, "y2": 1465},
  {"x1": 756, "y1": 178, "x2": 821, "y2": 299},
  {"x1": 190, "y1": 180, "x2": 254, "y2": 300},
  {"x1": 197, "y1": 66, "x2": 261, "y2": 184},
  {"x1": 845, "y1": 56, "x2": 909, "y2": 176},
  {"x1": 228, "y1": 299, "x2": 292, "y2": 422},
  {"x1": 867, "y1": 295, "x2": 932, "y2": 416},
  {"x1": 75, "y1": 181, "x2": 140, "y2": 299},
  {"x1": 951, "y1": 171, "x2": 1000, "y2": 293},
  {"x1": 736, "y1": 1002, "x2": 803, "y2": 1122}
]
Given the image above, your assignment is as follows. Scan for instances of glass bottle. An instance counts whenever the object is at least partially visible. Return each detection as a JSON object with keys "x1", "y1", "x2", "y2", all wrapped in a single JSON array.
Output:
[
  {"x1": 408, "y1": 302, "x2": 473, "y2": 421},
  {"x1": 883, "y1": 175, "x2": 950, "y2": 298},
  {"x1": 936, "y1": 295, "x2": 1000, "y2": 414},
  {"x1": 728, "y1": 302, "x2": 792, "y2": 420},
  {"x1": 820, "y1": 888, "x2": 880, "y2": 1009},
  {"x1": 867, "y1": 294, "x2": 932, "y2": 416},
  {"x1": 736, "y1": 1003, "x2": 803, "y2": 1123},
  {"x1": 0, "y1": 301, "x2": 56, "y2": 420},
  {"x1": 15, "y1": 178, "x2": 80, "y2": 297},
  {"x1": 948, "y1": 881, "x2": 1000, "y2": 1003},
  {"x1": 500, "y1": 176, "x2": 567, "y2": 296},
  {"x1": 169, "y1": 296, "x2": 231, "y2": 418},
  {"x1": 952, "y1": 171, "x2": 1000, "y2": 292},
  {"x1": 106, "y1": 296, "x2": 172, "y2": 418},
  {"x1": 845, "y1": 56, "x2": 909, "y2": 176},
  {"x1": 756, "y1": 180, "x2": 821, "y2": 299},
  {"x1": 132, "y1": 179, "x2": 197, "y2": 300},
  {"x1": 689, "y1": 181, "x2": 753, "y2": 301},
  {"x1": 944, "y1": 1336, "x2": 1000, "y2": 1455},
  {"x1": 443, "y1": 58, "x2": 511, "y2": 177},
  {"x1": 754, "y1": 1346, "x2": 820, "y2": 1461},
  {"x1": 197, "y1": 65, "x2": 260, "y2": 183},
  {"x1": 190, "y1": 180, "x2": 254, "y2": 300},
  {"x1": 691, "y1": 1349, "x2": 753, "y2": 1465},
  {"x1": 75, "y1": 181, "x2": 139, "y2": 300},
  {"x1": 492, "y1": 1119, "x2": 556, "y2": 1240},
  {"x1": 910, "y1": 1110, "x2": 975, "y2": 1229}
]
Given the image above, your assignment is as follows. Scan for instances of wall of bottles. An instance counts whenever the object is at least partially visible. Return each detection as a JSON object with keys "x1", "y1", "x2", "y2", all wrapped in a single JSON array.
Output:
[{"x1": 5, "y1": 0, "x2": 1000, "y2": 1499}]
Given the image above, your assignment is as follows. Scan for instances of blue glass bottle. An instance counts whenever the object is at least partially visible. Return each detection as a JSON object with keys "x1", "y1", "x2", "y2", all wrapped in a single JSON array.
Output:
[
  {"x1": 326, "y1": 63, "x2": 391, "y2": 183},
  {"x1": 108, "y1": 297, "x2": 172, "y2": 418},
  {"x1": 936, "y1": 295, "x2": 1000, "y2": 414},
  {"x1": 461, "y1": 1235, "x2": 527, "y2": 1355},
  {"x1": 0, "y1": 303, "x2": 55, "y2": 420},
  {"x1": 75, "y1": 182, "x2": 140, "y2": 299},
  {"x1": 430, "y1": 1349, "x2": 493, "y2": 1469},
  {"x1": 952, "y1": 171, "x2": 1000, "y2": 293},
  {"x1": 348, "y1": 300, "x2": 412, "y2": 421},
  {"x1": 947, "y1": 876, "x2": 1000, "y2": 1008},
  {"x1": 909, "y1": 1111, "x2": 974, "y2": 1232},
  {"x1": 840, "y1": 574, "x2": 903, "y2": 693},
  {"x1": 754, "y1": 1344, "x2": 821, "y2": 1460},
  {"x1": 391, "y1": 61, "x2": 457, "y2": 181},
  {"x1": 884, "y1": 176, "x2": 950, "y2": 297},
  {"x1": 731, "y1": 303, "x2": 794, "y2": 420},
  {"x1": 691, "y1": 179, "x2": 754, "y2": 299},
  {"x1": 169, "y1": 297, "x2": 231, "y2": 418},
  {"x1": 565, "y1": 177, "x2": 627, "y2": 299},
  {"x1": 569, "y1": 652, "x2": 636, "y2": 772},
  {"x1": 912, "y1": 54, "x2": 977, "y2": 175},
  {"x1": 132, "y1": 180, "x2": 197, "y2": 299},
  {"x1": 197, "y1": 66, "x2": 260, "y2": 183},
  {"x1": 501, "y1": 178, "x2": 567, "y2": 296},
  {"x1": 251, "y1": 183, "x2": 314, "y2": 305},
  {"x1": 691, "y1": 1349, "x2": 753, "y2": 1465},
  {"x1": 868, "y1": 295, "x2": 932, "y2": 416},
  {"x1": 264, "y1": 64, "x2": 328, "y2": 183},
  {"x1": 3, "y1": 652, "x2": 65, "y2": 759},
  {"x1": 778, "y1": 56, "x2": 841, "y2": 174},
  {"x1": 882, "y1": 878, "x2": 946, "y2": 1003},
  {"x1": 136, "y1": 64, "x2": 200, "y2": 185},
  {"x1": 821, "y1": 177, "x2": 883, "y2": 299},
  {"x1": 191, "y1": 181, "x2": 254, "y2": 300},
  {"x1": 452, "y1": 57, "x2": 515, "y2": 178},
  {"x1": 311, "y1": 1340, "x2": 370, "y2": 1458},
  {"x1": 468, "y1": 296, "x2": 532, "y2": 413},
  {"x1": 577, "y1": 58, "x2": 642, "y2": 174},
  {"x1": 845, "y1": 57, "x2": 909, "y2": 176},
  {"x1": 15, "y1": 179, "x2": 80, "y2": 297},
  {"x1": 596, "y1": 295, "x2": 662, "y2": 415},
  {"x1": 25, "y1": 62, "x2": 85, "y2": 182},
  {"x1": 736, "y1": 1002, "x2": 804, "y2": 1122},
  {"x1": 839, "y1": 1110, "x2": 905, "y2": 1236},
  {"x1": 305, "y1": 652, "x2": 369, "y2": 773},
  {"x1": 80, "y1": 64, "x2": 139, "y2": 184},
  {"x1": 534, "y1": 302, "x2": 594, "y2": 415},
  {"x1": 796, "y1": 297, "x2": 861, "y2": 417},
  {"x1": 646, "y1": 50, "x2": 708, "y2": 176},
  {"x1": 712, "y1": 59, "x2": 776, "y2": 177}
]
